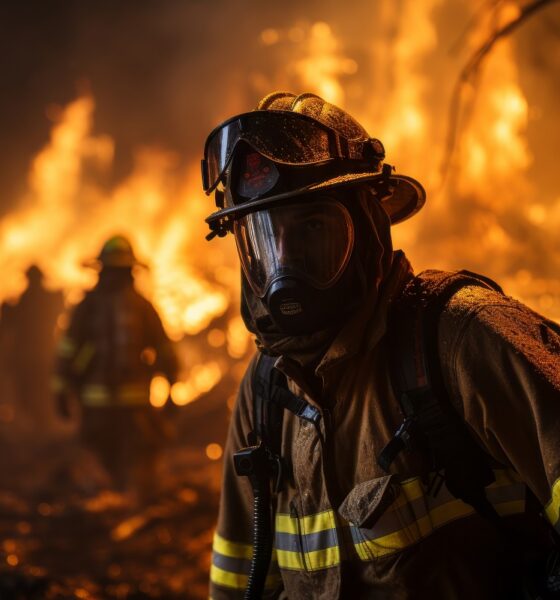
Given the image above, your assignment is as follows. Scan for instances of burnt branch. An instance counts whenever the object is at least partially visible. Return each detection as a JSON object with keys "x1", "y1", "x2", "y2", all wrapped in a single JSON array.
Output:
[{"x1": 442, "y1": 0, "x2": 560, "y2": 182}]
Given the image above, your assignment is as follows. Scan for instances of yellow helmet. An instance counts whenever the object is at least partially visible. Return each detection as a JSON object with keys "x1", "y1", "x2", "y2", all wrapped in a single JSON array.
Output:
[{"x1": 96, "y1": 235, "x2": 144, "y2": 268}]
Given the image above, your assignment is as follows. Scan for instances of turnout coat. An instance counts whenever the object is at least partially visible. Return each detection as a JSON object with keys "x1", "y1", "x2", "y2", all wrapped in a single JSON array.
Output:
[{"x1": 210, "y1": 253, "x2": 560, "y2": 599}]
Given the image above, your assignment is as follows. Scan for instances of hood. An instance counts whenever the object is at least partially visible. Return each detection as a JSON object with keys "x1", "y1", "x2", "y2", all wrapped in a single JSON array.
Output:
[{"x1": 241, "y1": 186, "x2": 396, "y2": 368}]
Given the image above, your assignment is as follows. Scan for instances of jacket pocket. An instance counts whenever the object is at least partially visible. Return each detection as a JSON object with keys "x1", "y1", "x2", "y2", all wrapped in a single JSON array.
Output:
[
  {"x1": 339, "y1": 474, "x2": 415, "y2": 562},
  {"x1": 339, "y1": 474, "x2": 401, "y2": 529}
]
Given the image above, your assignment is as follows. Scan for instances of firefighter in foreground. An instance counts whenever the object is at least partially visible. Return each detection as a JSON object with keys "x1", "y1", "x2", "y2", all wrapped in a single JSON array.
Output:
[
  {"x1": 55, "y1": 235, "x2": 179, "y2": 498},
  {"x1": 202, "y1": 92, "x2": 560, "y2": 599}
]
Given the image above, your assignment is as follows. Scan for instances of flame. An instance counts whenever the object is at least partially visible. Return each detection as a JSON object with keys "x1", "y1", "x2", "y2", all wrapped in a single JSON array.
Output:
[
  {"x1": 1, "y1": 2, "x2": 558, "y2": 405},
  {"x1": 170, "y1": 362, "x2": 222, "y2": 406}
]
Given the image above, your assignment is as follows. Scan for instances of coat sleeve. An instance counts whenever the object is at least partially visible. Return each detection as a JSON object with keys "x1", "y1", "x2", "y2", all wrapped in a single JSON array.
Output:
[
  {"x1": 143, "y1": 301, "x2": 179, "y2": 383},
  {"x1": 53, "y1": 298, "x2": 91, "y2": 392},
  {"x1": 210, "y1": 354, "x2": 282, "y2": 600},
  {"x1": 440, "y1": 288, "x2": 560, "y2": 533}
]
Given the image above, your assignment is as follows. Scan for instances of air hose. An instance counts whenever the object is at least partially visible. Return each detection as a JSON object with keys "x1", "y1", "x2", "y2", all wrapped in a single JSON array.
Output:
[{"x1": 234, "y1": 443, "x2": 273, "y2": 600}]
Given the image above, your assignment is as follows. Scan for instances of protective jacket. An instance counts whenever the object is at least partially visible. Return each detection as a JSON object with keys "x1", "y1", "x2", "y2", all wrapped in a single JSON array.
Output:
[
  {"x1": 55, "y1": 273, "x2": 178, "y2": 406},
  {"x1": 210, "y1": 252, "x2": 560, "y2": 599}
]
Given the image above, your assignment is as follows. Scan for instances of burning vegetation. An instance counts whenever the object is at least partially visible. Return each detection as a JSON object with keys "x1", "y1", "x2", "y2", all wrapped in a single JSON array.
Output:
[{"x1": 0, "y1": 1, "x2": 558, "y2": 598}]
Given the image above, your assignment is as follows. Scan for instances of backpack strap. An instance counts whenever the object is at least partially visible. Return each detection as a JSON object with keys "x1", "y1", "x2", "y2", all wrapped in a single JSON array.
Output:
[
  {"x1": 250, "y1": 353, "x2": 322, "y2": 489},
  {"x1": 379, "y1": 269, "x2": 505, "y2": 526}
]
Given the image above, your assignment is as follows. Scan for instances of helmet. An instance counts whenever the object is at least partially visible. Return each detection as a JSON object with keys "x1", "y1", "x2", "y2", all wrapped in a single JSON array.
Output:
[
  {"x1": 201, "y1": 92, "x2": 423, "y2": 335},
  {"x1": 202, "y1": 91, "x2": 426, "y2": 239},
  {"x1": 95, "y1": 235, "x2": 145, "y2": 268}
]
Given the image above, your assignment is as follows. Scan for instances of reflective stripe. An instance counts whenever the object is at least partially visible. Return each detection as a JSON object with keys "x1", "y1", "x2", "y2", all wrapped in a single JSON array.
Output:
[
  {"x1": 352, "y1": 469, "x2": 526, "y2": 560},
  {"x1": 81, "y1": 384, "x2": 149, "y2": 407},
  {"x1": 213, "y1": 533, "x2": 252, "y2": 560},
  {"x1": 216, "y1": 469, "x2": 527, "y2": 581},
  {"x1": 211, "y1": 534, "x2": 280, "y2": 590},
  {"x1": 545, "y1": 478, "x2": 560, "y2": 532},
  {"x1": 275, "y1": 510, "x2": 339, "y2": 571},
  {"x1": 210, "y1": 564, "x2": 247, "y2": 590},
  {"x1": 57, "y1": 336, "x2": 76, "y2": 358},
  {"x1": 73, "y1": 343, "x2": 95, "y2": 374},
  {"x1": 81, "y1": 385, "x2": 110, "y2": 406}
]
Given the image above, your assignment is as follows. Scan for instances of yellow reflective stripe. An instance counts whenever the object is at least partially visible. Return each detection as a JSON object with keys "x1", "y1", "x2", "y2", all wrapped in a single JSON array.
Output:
[
  {"x1": 276, "y1": 548, "x2": 305, "y2": 570},
  {"x1": 73, "y1": 343, "x2": 95, "y2": 374},
  {"x1": 353, "y1": 469, "x2": 526, "y2": 562},
  {"x1": 210, "y1": 564, "x2": 247, "y2": 590},
  {"x1": 301, "y1": 509, "x2": 337, "y2": 535},
  {"x1": 81, "y1": 384, "x2": 149, "y2": 406},
  {"x1": 355, "y1": 526, "x2": 419, "y2": 559},
  {"x1": 213, "y1": 533, "x2": 252, "y2": 560},
  {"x1": 275, "y1": 509, "x2": 335, "y2": 535},
  {"x1": 400, "y1": 477, "x2": 425, "y2": 502},
  {"x1": 276, "y1": 545, "x2": 340, "y2": 571},
  {"x1": 57, "y1": 336, "x2": 76, "y2": 358},
  {"x1": 275, "y1": 510, "x2": 339, "y2": 571},
  {"x1": 209, "y1": 565, "x2": 281, "y2": 591},
  {"x1": 81, "y1": 385, "x2": 110, "y2": 406},
  {"x1": 430, "y1": 498, "x2": 474, "y2": 527},
  {"x1": 306, "y1": 545, "x2": 340, "y2": 570},
  {"x1": 211, "y1": 534, "x2": 281, "y2": 590},
  {"x1": 545, "y1": 478, "x2": 560, "y2": 528}
]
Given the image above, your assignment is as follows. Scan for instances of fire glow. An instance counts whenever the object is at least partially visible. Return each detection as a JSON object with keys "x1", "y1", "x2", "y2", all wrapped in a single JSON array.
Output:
[{"x1": 0, "y1": 2, "x2": 558, "y2": 406}]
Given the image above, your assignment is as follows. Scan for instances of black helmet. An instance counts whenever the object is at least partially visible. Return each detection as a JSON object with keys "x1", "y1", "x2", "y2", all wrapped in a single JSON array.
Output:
[{"x1": 202, "y1": 91, "x2": 426, "y2": 239}]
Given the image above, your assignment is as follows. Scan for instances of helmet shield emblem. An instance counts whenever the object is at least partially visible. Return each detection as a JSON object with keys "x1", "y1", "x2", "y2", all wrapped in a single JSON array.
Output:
[{"x1": 236, "y1": 152, "x2": 279, "y2": 200}]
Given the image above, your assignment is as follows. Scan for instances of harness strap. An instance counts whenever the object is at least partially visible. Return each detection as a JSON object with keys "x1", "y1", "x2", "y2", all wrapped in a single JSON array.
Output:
[{"x1": 380, "y1": 269, "x2": 505, "y2": 526}]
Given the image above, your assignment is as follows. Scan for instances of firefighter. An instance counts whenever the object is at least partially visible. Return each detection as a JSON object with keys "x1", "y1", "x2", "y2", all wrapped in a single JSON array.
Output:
[
  {"x1": 54, "y1": 235, "x2": 179, "y2": 498},
  {"x1": 0, "y1": 265, "x2": 63, "y2": 428},
  {"x1": 201, "y1": 92, "x2": 560, "y2": 599}
]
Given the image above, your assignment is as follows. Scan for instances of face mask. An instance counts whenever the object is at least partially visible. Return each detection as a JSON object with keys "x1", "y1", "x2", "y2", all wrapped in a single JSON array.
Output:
[{"x1": 234, "y1": 196, "x2": 355, "y2": 334}]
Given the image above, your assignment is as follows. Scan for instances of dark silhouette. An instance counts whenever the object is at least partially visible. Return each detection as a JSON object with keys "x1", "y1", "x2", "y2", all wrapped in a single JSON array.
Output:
[
  {"x1": 0, "y1": 265, "x2": 63, "y2": 429},
  {"x1": 54, "y1": 236, "x2": 179, "y2": 498}
]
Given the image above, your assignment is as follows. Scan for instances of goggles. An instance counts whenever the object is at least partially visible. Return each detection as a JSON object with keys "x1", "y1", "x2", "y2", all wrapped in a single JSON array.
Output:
[
  {"x1": 201, "y1": 110, "x2": 385, "y2": 195},
  {"x1": 234, "y1": 197, "x2": 354, "y2": 298}
]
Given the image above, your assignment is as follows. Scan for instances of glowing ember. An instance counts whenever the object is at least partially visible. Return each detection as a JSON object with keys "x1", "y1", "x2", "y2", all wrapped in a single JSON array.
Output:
[
  {"x1": 149, "y1": 375, "x2": 171, "y2": 408},
  {"x1": 205, "y1": 443, "x2": 223, "y2": 461}
]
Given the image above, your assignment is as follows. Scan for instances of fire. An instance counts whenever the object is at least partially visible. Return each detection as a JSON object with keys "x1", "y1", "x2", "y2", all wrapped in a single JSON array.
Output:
[
  {"x1": 1, "y1": 2, "x2": 558, "y2": 392},
  {"x1": 0, "y1": 95, "x2": 248, "y2": 407}
]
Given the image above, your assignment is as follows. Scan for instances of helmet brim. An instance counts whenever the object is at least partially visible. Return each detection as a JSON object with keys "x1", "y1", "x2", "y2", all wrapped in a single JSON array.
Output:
[
  {"x1": 82, "y1": 257, "x2": 148, "y2": 269},
  {"x1": 206, "y1": 171, "x2": 425, "y2": 228}
]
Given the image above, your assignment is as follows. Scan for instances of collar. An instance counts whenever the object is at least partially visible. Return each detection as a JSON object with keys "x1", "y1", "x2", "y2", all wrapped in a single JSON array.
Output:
[
  {"x1": 274, "y1": 251, "x2": 413, "y2": 396},
  {"x1": 315, "y1": 250, "x2": 413, "y2": 377}
]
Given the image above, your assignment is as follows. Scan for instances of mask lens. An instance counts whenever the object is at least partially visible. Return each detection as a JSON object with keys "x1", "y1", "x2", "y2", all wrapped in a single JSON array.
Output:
[{"x1": 234, "y1": 198, "x2": 354, "y2": 297}]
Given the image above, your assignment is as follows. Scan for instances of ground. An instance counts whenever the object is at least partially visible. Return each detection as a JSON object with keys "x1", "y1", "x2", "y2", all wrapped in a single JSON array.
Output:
[{"x1": 0, "y1": 401, "x2": 227, "y2": 600}]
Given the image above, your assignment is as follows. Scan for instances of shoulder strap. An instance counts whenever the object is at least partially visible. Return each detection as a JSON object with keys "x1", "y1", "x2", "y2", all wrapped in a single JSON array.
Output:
[
  {"x1": 380, "y1": 269, "x2": 505, "y2": 525},
  {"x1": 251, "y1": 353, "x2": 284, "y2": 457}
]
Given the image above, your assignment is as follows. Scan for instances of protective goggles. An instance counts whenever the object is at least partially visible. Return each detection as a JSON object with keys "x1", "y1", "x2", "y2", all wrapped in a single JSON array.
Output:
[
  {"x1": 233, "y1": 197, "x2": 354, "y2": 298},
  {"x1": 201, "y1": 110, "x2": 384, "y2": 195}
]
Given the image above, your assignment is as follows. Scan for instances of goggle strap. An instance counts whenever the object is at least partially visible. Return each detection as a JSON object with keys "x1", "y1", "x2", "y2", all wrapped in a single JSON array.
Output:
[{"x1": 201, "y1": 158, "x2": 209, "y2": 192}]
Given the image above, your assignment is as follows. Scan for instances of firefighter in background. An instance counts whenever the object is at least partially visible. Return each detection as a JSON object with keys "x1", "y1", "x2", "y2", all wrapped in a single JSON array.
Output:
[
  {"x1": 0, "y1": 265, "x2": 63, "y2": 428},
  {"x1": 54, "y1": 235, "x2": 179, "y2": 498}
]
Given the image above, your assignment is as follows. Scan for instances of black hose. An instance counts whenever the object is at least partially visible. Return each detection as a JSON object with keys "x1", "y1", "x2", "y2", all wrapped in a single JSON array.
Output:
[{"x1": 244, "y1": 486, "x2": 273, "y2": 600}]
